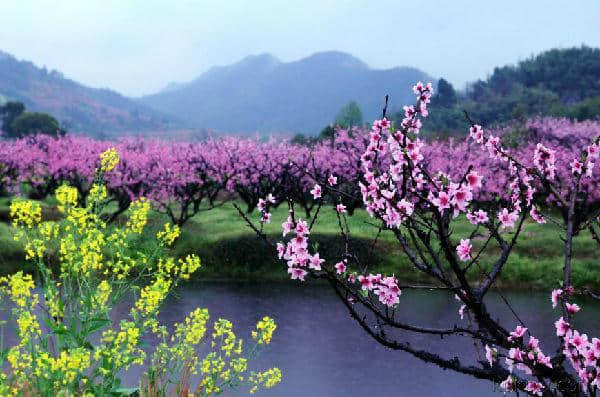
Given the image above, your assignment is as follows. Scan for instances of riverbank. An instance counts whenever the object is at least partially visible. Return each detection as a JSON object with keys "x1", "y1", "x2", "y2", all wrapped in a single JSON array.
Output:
[{"x1": 0, "y1": 197, "x2": 598, "y2": 289}]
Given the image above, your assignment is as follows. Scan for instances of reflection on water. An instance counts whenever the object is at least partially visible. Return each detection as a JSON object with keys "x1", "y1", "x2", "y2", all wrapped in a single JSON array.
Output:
[{"x1": 2, "y1": 281, "x2": 599, "y2": 396}]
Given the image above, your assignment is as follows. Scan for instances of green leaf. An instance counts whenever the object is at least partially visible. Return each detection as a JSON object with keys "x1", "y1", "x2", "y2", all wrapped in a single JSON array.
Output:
[
  {"x1": 86, "y1": 317, "x2": 111, "y2": 334},
  {"x1": 113, "y1": 387, "x2": 139, "y2": 396}
]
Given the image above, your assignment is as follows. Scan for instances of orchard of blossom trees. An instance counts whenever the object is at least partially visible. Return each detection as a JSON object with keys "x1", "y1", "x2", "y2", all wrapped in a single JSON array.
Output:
[
  {"x1": 2, "y1": 84, "x2": 600, "y2": 396},
  {"x1": 242, "y1": 84, "x2": 600, "y2": 396},
  {"x1": 2, "y1": 115, "x2": 600, "y2": 227}
]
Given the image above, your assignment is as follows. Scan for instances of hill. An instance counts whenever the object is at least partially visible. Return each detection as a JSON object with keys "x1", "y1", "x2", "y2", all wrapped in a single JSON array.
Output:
[
  {"x1": 415, "y1": 46, "x2": 600, "y2": 135},
  {"x1": 140, "y1": 52, "x2": 433, "y2": 134},
  {"x1": 0, "y1": 51, "x2": 177, "y2": 136}
]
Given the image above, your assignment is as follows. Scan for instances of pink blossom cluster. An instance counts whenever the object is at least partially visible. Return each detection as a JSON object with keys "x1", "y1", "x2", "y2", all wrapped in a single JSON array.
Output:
[
  {"x1": 552, "y1": 289, "x2": 600, "y2": 389},
  {"x1": 357, "y1": 273, "x2": 401, "y2": 306},
  {"x1": 277, "y1": 218, "x2": 325, "y2": 281}
]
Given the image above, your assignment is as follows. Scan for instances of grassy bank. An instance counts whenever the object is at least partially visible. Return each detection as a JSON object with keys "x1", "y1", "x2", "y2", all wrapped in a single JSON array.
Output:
[{"x1": 0, "y1": 196, "x2": 598, "y2": 289}]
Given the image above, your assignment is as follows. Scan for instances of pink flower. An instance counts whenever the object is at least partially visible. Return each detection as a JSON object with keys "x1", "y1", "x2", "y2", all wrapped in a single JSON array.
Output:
[
  {"x1": 584, "y1": 349, "x2": 598, "y2": 367},
  {"x1": 555, "y1": 316, "x2": 570, "y2": 337},
  {"x1": 592, "y1": 337, "x2": 600, "y2": 356},
  {"x1": 551, "y1": 288, "x2": 563, "y2": 308},
  {"x1": 291, "y1": 235, "x2": 308, "y2": 249},
  {"x1": 310, "y1": 184, "x2": 322, "y2": 199},
  {"x1": 451, "y1": 186, "x2": 472, "y2": 211},
  {"x1": 266, "y1": 193, "x2": 276, "y2": 203},
  {"x1": 586, "y1": 161, "x2": 595, "y2": 177},
  {"x1": 295, "y1": 219, "x2": 309, "y2": 236},
  {"x1": 282, "y1": 217, "x2": 293, "y2": 236},
  {"x1": 358, "y1": 275, "x2": 374, "y2": 290},
  {"x1": 566, "y1": 302, "x2": 580, "y2": 314},
  {"x1": 276, "y1": 243, "x2": 286, "y2": 259},
  {"x1": 467, "y1": 209, "x2": 488, "y2": 225},
  {"x1": 347, "y1": 273, "x2": 356, "y2": 283},
  {"x1": 508, "y1": 325, "x2": 527, "y2": 342},
  {"x1": 527, "y1": 336, "x2": 539, "y2": 350},
  {"x1": 336, "y1": 203, "x2": 347, "y2": 213},
  {"x1": 525, "y1": 381, "x2": 544, "y2": 396},
  {"x1": 412, "y1": 81, "x2": 424, "y2": 95},
  {"x1": 379, "y1": 118, "x2": 391, "y2": 129},
  {"x1": 569, "y1": 330, "x2": 588, "y2": 352},
  {"x1": 334, "y1": 261, "x2": 346, "y2": 274},
  {"x1": 499, "y1": 376, "x2": 515, "y2": 392},
  {"x1": 498, "y1": 208, "x2": 518, "y2": 228},
  {"x1": 308, "y1": 253, "x2": 325, "y2": 270},
  {"x1": 571, "y1": 159, "x2": 583, "y2": 175},
  {"x1": 456, "y1": 239, "x2": 472, "y2": 262},
  {"x1": 533, "y1": 143, "x2": 556, "y2": 179},
  {"x1": 397, "y1": 199, "x2": 414, "y2": 217},
  {"x1": 260, "y1": 212, "x2": 272, "y2": 223},
  {"x1": 469, "y1": 124, "x2": 484, "y2": 143},
  {"x1": 508, "y1": 347, "x2": 523, "y2": 362},
  {"x1": 466, "y1": 170, "x2": 482, "y2": 189},
  {"x1": 537, "y1": 351, "x2": 553, "y2": 368},
  {"x1": 588, "y1": 143, "x2": 599, "y2": 159},
  {"x1": 257, "y1": 198, "x2": 266, "y2": 211},
  {"x1": 432, "y1": 191, "x2": 451, "y2": 211},
  {"x1": 328, "y1": 174, "x2": 337, "y2": 186},
  {"x1": 530, "y1": 206, "x2": 546, "y2": 224},
  {"x1": 288, "y1": 267, "x2": 307, "y2": 281}
]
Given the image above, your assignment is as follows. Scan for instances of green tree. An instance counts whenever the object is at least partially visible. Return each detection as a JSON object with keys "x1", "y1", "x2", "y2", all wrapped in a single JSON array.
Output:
[
  {"x1": 435, "y1": 78, "x2": 457, "y2": 107},
  {"x1": 0, "y1": 101, "x2": 25, "y2": 136},
  {"x1": 318, "y1": 124, "x2": 336, "y2": 141},
  {"x1": 552, "y1": 96, "x2": 600, "y2": 121},
  {"x1": 9, "y1": 111, "x2": 64, "y2": 138},
  {"x1": 334, "y1": 101, "x2": 363, "y2": 128}
]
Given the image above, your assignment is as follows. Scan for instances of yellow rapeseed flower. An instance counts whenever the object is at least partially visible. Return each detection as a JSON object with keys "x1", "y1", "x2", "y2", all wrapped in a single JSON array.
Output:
[
  {"x1": 99, "y1": 148, "x2": 120, "y2": 172},
  {"x1": 10, "y1": 200, "x2": 42, "y2": 228},
  {"x1": 55, "y1": 184, "x2": 78, "y2": 213},
  {"x1": 156, "y1": 223, "x2": 180, "y2": 246}
]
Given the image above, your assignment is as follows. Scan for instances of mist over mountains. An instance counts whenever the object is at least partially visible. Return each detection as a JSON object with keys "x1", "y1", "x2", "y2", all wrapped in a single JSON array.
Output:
[
  {"x1": 0, "y1": 50, "x2": 432, "y2": 136},
  {"x1": 0, "y1": 51, "x2": 176, "y2": 136},
  {"x1": 140, "y1": 52, "x2": 432, "y2": 134},
  {"x1": 4, "y1": 46, "x2": 597, "y2": 137}
]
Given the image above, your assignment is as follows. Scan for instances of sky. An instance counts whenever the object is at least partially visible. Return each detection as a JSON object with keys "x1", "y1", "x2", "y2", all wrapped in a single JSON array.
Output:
[{"x1": 1, "y1": 0, "x2": 599, "y2": 97}]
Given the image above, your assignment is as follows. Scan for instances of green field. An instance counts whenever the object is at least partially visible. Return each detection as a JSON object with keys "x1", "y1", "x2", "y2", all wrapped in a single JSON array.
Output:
[{"x1": 1, "y1": 196, "x2": 598, "y2": 290}]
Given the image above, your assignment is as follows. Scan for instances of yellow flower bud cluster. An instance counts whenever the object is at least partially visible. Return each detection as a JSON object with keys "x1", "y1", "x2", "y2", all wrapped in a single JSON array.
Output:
[
  {"x1": 55, "y1": 184, "x2": 78, "y2": 213},
  {"x1": 126, "y1": 197, "x2": 151, "y2": 234},
  {"x1": 87, "y1": 183, "x2": 108, "y2": 205},
  {"x1": 33, "y1": 348, "x2": 91, "y2": 387},
  {"x1": 10, "y1": 200, "x2": 41, "y2": 228},
  {"x1": 249, "y1": 368, "x2": 283, "y2": 394},
  {"x1": 252, "y1": 316, "x2": 277, "y2": 345},
  {"x1": 95, "y1": 321, "x2": 145, "y2": 371},
  {"x1": 99, "y1": 147, "x2": 120, "y2": 172},
  {"x1": 156, "y1": 222, "x2": 180, "y2": 246}
]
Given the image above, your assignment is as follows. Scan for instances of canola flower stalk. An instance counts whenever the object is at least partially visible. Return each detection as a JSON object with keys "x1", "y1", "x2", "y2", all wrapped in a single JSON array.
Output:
[{"x1": 0, "y1": 148, "x2": 281, "y2": 396}]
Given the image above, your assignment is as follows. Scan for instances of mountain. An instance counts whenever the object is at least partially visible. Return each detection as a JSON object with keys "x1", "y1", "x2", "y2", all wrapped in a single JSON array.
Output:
[
  {"x1": 139, "y1": 52, "x2": 433, "y2": 134},
  {"x1": 412, "y1": 46, "x2": 600, "y2": 135},
  {"x1": 0, "y1": 51, "x2": 177, "y2": 136}
]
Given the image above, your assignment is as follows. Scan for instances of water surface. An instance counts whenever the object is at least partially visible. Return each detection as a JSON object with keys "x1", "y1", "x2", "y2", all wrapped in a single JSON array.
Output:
[
  {"x1": 3, "y1": 281, "x2": 599, "y2": 396},
  {"x1": 154, "y1": 282, "x2": 600, "y2": 397}
]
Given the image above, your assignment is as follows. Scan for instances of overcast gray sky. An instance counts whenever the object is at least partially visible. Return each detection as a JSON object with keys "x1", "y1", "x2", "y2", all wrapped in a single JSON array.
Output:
[{"x1": 1, "y1": 0, "x2": 599, "y2": 97}]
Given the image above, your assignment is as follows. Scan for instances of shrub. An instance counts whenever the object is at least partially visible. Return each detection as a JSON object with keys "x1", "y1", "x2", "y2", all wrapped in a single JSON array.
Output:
[{"x1": 0, "y1": 149, "x2": 281, "y2": 396}]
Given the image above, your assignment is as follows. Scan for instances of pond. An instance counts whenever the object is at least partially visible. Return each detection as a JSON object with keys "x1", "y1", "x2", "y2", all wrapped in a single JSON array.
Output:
[
  {"x1": 146, "y1": 282, "x2": 600, "y2": 396},
  {"x1": 2, "y1": 281, "x2": 599, "y2": 396}
]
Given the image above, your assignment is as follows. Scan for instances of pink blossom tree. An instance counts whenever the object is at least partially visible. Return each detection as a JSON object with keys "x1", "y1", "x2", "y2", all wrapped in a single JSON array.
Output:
[{"x1": 238, "y1": 82, "x2": 600, "y2": 396}]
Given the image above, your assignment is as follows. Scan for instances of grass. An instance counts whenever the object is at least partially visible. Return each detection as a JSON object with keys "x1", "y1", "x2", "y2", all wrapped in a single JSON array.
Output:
[{"x1": 0, "y1": 196, "x2": 599, "y2": 290}]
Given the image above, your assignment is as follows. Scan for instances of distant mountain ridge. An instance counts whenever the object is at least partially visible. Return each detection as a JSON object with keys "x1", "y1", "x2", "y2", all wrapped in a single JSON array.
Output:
[
  {"x1": 140, "y1": 51, "x2": 433, "y2": 134},
  {"x1": 0, "y1": 50, "x2": 177, "y2": 136}
]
